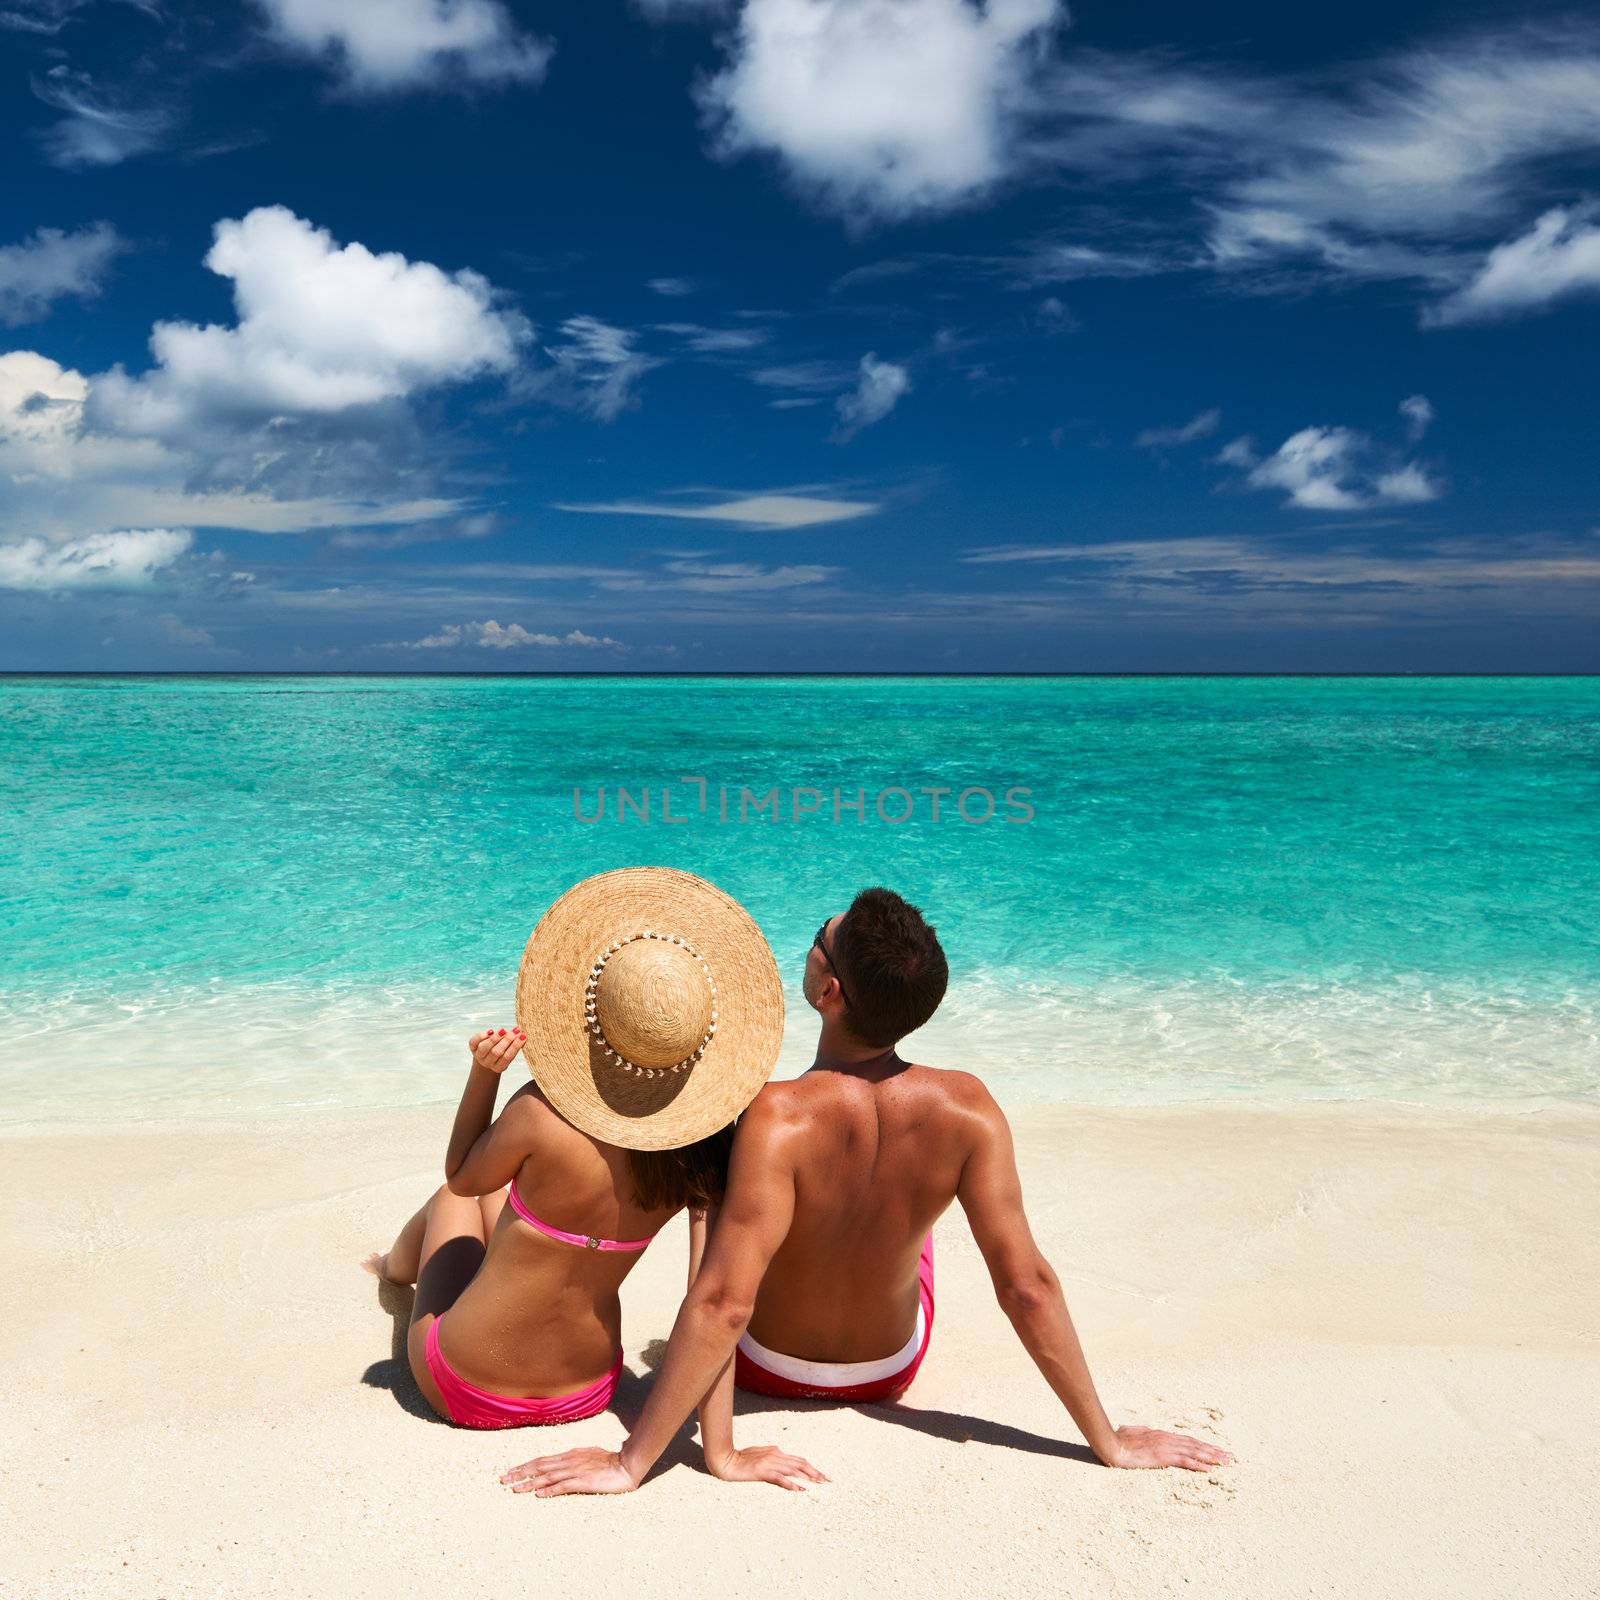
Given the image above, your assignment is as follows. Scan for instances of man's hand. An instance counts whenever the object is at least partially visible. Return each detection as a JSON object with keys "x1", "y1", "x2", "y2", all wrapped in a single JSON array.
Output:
[
  {"x1": 500, "y1": 1448, "x2": 640, "y2": 1497},
  {"x1": 705, "y1": 1443, "x2": 829, "y2": 1491},
  {"x1": 1103, "y1": 1424, "x2": 1233, "y2": 1471}
]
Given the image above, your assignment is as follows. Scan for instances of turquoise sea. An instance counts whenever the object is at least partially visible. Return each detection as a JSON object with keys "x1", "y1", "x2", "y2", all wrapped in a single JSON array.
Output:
[{"x1": 2, "y1": 675, "x2": 1597, "y2": 1123}]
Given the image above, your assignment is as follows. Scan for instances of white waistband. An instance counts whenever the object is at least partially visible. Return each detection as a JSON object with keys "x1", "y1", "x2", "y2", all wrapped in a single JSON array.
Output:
[{"x1": 737, "y1": 1303, "x2": 925, "y2": 1388}]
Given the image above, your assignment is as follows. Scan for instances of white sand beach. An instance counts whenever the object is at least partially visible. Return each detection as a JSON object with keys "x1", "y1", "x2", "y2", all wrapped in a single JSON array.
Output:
[{"x1": 5, "y1": 1102, "x2": 1597, "y2": 1600}]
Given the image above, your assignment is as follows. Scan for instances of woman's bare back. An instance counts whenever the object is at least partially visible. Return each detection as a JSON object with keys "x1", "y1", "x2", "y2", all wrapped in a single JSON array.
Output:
[{"x1": 436, "y1": 1084, "x2": 681, "y2": 1394}]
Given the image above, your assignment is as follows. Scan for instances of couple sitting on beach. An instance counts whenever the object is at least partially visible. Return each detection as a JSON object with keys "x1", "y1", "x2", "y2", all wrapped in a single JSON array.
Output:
[{"x1": 365, "y1": 867, "x2": 1232, "y2": 1494}]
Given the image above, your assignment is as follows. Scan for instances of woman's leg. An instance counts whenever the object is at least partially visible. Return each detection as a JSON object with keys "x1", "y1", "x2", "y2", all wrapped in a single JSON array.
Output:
[
  {"x1": 362, "y1": 1195, "x2": 432, "y2": 1286},
  {"x1": 364, "y1": 1184, "x2": 491, "y2": 1420}
]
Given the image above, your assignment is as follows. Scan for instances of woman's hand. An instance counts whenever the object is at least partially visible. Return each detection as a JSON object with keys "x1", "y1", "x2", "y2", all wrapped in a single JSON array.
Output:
[
  {"x1": 469, "y1": 1027, "x2": 525, "y2": 1075},
  {"x1": 1103, "y1": 1424, "x2": 1234, "y2": 1471},
  {"x1": 705, "y1": 1443, "x2": 829, "y2": 1491},
  {"x1": 500, "y1": 1448, "x2": 641, "y2": 1497}
]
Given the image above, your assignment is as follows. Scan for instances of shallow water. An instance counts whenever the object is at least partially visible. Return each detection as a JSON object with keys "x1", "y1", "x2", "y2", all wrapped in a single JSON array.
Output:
[{"x1": 3, "y1": 675, "x2": 1597, "y2": 1121}]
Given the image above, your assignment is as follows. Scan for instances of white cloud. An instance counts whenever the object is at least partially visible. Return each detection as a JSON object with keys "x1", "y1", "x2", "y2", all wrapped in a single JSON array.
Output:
[
  {"x1": 832, "y1": 352, "x2": 909, "y2": 439},
  {"x1": 555, "y1": 491, "x2": 877, "y2": 529},
  {"x1": 0, "y1": 527, "x2": 191, "y2": 591},
  {"x1": 0, "y1": 348, "x2": 89, "y2": 448},
  {"x1": 1373, "y1": 464, "x2": 1440, "y2": 505},
  {"x1": 1424, "y1": 206, "x2": 1600, "y2": 327},
  {"x1": 399, "y1": 620, "x2": 622, "y2": 649},
  {"x1": 646, "y1": 276, "x2": 696, "y2": 296},
  {"x1": 699, "y1": 0, "x2": 1063, "y2": 221},
  {"x1": 1135, "y1": 407, "x2": 1219, "y2": 449},
  {"x1": 257, "y1": 0, "x2": 552, "y2": 91},
  {"x1": 540, "y1": 315, "x2": 660, "y2": 421},
  {"x1": 90, "y1": 206, "x2": 528, "y2": 438},
  {"x1": 1237, "y1": 425, "x2": 1442, "y2": 511},
  {"x1": 0, "y1": 223, "x2": 126, "y2": 326},
  {"x1": 1399, "y1": 394, "x2": 1435, "y2": 442}
]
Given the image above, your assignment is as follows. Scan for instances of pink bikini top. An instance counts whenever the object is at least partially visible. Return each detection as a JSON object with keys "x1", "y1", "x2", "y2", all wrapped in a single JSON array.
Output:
[{"x1": 505, "y1": 1180, "x2": 656, "y2": 1253}]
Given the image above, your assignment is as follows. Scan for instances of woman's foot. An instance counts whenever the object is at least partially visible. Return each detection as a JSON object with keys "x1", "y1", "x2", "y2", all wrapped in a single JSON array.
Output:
[{"x1": 362, "y1": 1250, "x2": 402, "y2": 1283}]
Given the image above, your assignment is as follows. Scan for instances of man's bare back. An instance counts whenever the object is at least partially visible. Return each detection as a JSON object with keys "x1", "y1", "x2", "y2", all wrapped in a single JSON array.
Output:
[{"x1": 742, "y1": 1062, "x2": 986, "y2": 1362}]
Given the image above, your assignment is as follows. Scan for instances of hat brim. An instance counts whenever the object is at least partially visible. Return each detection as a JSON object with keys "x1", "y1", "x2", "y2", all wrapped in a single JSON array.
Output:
[{"x1": 515, "y1": 867, "x2": 784, "y2": 1150}]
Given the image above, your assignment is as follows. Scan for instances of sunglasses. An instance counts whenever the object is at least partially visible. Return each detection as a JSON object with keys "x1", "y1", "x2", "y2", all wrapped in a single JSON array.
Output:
[{"x1": 811, "y1": 919, "x2": 852, "y2": 1009}]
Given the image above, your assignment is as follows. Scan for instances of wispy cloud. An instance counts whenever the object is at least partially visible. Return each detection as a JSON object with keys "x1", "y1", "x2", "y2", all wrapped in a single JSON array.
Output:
[
  {"x1": 655, "y1": 322, "x2": 769, "y2": 353},
  {"x1": 31, "y1": 67, "x2": 172, "y2": 167},
  {"x1": 751, "y1": 358, "x2": 858, "y2": 392},
  {"x1": 2, "y1": 0, "x2": 158, "y2": 32},
  {"x1": 1135, "y1": 407, "x2": 1219, "y2": 450},
  {"x1": 960, "y1": 532, "x2": 1600, "y2": 606},
  {"x1": 539, "y1": 315, "x2": 661, "y2": 421},
  {"x1": 554, "y1": 491, "x2": 877, "y2": 529},
  {"x1": 630, "y1": 559, "x2": 836, "y2": 593},
  {"x1": 327, "y1": 512, "x2": 504, "y2": 551},
  {"x1": 1424, "y1": 206, "x2": 1600, "y2": 327}
]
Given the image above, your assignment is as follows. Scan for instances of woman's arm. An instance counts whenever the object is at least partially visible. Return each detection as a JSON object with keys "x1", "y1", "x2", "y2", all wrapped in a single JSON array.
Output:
[{"x1": 443, "y1": 1028, "x2": 536, "y2": 1196}]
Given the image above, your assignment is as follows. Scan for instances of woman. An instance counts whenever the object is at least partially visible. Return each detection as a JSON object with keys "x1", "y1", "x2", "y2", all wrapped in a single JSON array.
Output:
[{"x1": 365, "y1": 867, "x2": 824, "y2": 1491}]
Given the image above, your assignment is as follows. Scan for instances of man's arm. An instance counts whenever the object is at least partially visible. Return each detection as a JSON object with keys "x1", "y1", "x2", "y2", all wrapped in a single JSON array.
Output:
[
  {"x1": 687, "y1": 1206, "x2": 826, "y2": 1490},
  {"x1": 501, "y1": 1096, "x2": 826, "y2": 1495},
  {"x1": 957, "y1": 1083, "x2": 1233, "y2": 1472}
]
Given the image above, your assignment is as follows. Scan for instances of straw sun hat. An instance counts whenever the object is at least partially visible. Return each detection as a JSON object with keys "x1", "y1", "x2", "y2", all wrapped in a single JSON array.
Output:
[{"x1": 515, "y1": 867, "x2": 785, "y2": 1151}]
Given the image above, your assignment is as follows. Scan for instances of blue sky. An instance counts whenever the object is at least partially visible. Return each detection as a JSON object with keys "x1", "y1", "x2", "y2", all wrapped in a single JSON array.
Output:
[{"x1": 1, "y1": 0, "x2": 1598, "y2": 671}]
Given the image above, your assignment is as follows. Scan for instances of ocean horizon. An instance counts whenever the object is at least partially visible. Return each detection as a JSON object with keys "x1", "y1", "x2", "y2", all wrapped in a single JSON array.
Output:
[{"x1": 3, "y1": 673, "x2": 1597, "y2": 1124}]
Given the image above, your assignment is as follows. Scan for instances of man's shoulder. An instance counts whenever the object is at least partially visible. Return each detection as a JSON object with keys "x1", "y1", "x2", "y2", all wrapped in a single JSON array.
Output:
[
  {"x1": 903, "y1": 1062, "x2": 1002, "y2": 1117},
  {"x1": 746, "y1": 1064, "x2": 1000, "y2": 1123}
]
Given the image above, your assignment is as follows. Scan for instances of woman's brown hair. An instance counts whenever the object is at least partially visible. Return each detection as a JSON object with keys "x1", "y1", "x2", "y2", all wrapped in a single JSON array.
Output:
[{"x1": 625, "y1": 1121, "x2": 734, "y2": 1213}]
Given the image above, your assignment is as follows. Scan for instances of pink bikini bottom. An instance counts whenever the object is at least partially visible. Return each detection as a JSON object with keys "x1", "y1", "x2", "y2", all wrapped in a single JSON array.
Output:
[{"x1": 424, "y1": 1319, "x2": 622, "y2": 1429}]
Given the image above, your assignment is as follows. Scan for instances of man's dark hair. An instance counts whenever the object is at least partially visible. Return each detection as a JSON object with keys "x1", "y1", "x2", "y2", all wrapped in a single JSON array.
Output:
[{"x1": 831, "y1": 886, "x2": 948, "y2": 1048}]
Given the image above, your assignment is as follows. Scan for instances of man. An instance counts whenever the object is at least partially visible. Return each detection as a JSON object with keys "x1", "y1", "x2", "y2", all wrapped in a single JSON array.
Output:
[{"x1": 504, "y1": 887, "x2": 1233, "y2": 1495}]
